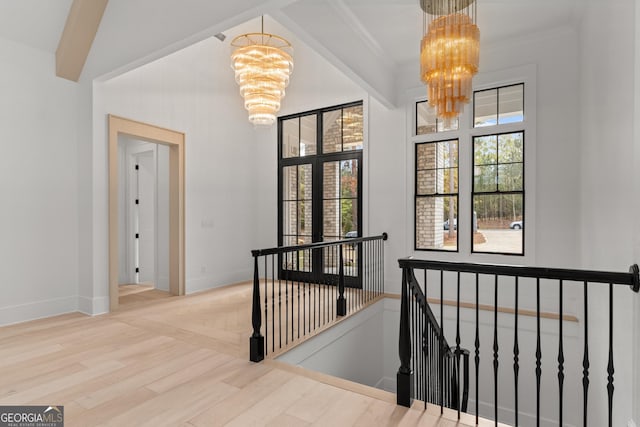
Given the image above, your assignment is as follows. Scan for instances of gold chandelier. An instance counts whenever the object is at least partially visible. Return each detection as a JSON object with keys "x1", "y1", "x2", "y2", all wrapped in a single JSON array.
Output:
[
  {"x1": 231, "y1": 17, "x2": 294, "y2": 127},
  {"x1": 420, "y1": 0, "x2": 480, "y2": 123}
]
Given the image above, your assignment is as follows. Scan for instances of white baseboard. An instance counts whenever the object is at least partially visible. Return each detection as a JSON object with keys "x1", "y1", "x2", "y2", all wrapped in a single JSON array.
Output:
[
  {"x1": 77, "y1": 296, "x2": 109, "y2": 316},
  {"x1": 0, "y1": 296, "x2": 78, "y2": 327}
]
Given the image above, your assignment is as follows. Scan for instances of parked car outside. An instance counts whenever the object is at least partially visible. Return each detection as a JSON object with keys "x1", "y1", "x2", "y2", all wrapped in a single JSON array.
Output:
[
  {"x1": 510, "y1": 220, "x2": 523, "y2": 229},
  {"x1": 345, "y1": 231, "x2": 358, "y2": 238},
  {"x1": 443, "y1": 219, "x2": 457, "y2": 231}
]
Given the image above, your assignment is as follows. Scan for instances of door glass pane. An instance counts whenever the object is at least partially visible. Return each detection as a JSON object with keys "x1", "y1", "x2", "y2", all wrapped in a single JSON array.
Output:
[
  {"x1": 323, "y1": 110, "x2": 342, "y2": 153},
  {"x1": 282, "y1": 166, "x2": 297, "y2": 201},
  {"x1": 282, "y1": 118, "x2": 299, "y2": 158},
  {"x1": 300, "y1": 115, "x2": 317, "y2": 156},
  {"x1": 342, "y1": 105, "x2": 363, "y2": 151},
  {"x1": 298, "y1": 164, "x2": 312, "y2": 201},
  {"x1": 323, "y1": 162, "x2": 339, "y2": 199},
  {"x1": 340, "y1": 160, "x2": 358, "y2": 198},
  {"x1": 324, "y1": 160, "x2": 359, "y2": 240},
  {"x1": 298, "y1": 201, "x2": 312, "y2": 236},
  {"x1": 323, "y1": 199, "x2": 339, "y2": 240},
  {"x1": 282, "y1": 164, "x2": 312, "y2": 266},
  {"x1": 282, "y1": 202, "x2": 297, "y2": 238}
]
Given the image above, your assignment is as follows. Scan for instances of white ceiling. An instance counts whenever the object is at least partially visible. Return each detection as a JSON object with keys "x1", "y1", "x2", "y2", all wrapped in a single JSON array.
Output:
[
  {"x1": 0, "y1": 0, "x2": 583, "y2": 104},
  {"x1": 0, "y1": 0, "x2": 72, "y2": 52},
  {"x1": 343, "y1": 0, "x2": 581, "y2": 65}
]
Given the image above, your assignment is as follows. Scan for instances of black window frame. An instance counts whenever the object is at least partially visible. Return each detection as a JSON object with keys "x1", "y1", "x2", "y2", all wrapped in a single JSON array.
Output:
[
  {"x1": 414, "y1": 138, "x2": 460, "y2": 252},
  {"x1": 471, "y1": 130, "x2": 525, "y2": 256}
]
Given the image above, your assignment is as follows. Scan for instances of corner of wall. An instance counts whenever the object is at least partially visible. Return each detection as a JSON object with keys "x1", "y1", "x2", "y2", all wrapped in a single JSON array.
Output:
[{"x1": 77, "y1": 296, "x2": 109, "y2": 317}]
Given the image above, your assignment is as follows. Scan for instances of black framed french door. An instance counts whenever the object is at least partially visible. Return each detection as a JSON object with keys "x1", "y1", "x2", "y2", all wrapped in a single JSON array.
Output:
[{"x1": 278, "y1": 101, "x2": 363, "y2": 286}]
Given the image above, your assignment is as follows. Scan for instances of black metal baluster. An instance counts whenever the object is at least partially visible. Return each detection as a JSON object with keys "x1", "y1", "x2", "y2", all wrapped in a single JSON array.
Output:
[
  {"x1": 420, "y1": 270, "x2": 429, "y2": 409},
  {"x1": 332, "y1": 246, "x2": 335, "y2": 321},
  {"x1": 314, "y1": 256, "x2": 317, "y2": 331},
  {"x1": 337, "y1": 244, "x2": 346, "y2": 316},
  {"x1": 279, "y1": 254, "x2": 283, "y2": 350},
  {"x1": 285, "y1": 252, "x2": 289, "y2": 346},
  {"x1": 456, "y1": 271, "x2": 461, "y2": 420},
  {"x1": 272, "y1": 255, "x2": 275, "y2": 352},
  {"x1": 514, "y1": 276, "x2": 519, "y2": 427},
  {"x1": 440, "y1": 269, "x2": 444, "y2": 415},
  {"x1": 536, "y1": 278, "x2": 541, "y2": 427},
  {"x1": 264, "y1": 256, "x2": 268, "y2": 356},
  {"x1": 380, "y1": 237, "x2": 387, "y2": 293},
  {"x1": 493, "y1": 275, "x2": 499, "y2": 425},
  {"x1": 423, "y1": 307, "x2": 427, "y2": 409},
  {"x1": 411, "y1": 284, "x2": 415, "y2": 401},
  {"x1": 297, "y1": 255, "x2": 300, "y2": 340},
  {"x1": 607, "y1": 282, "x2": 614, "y2": 427},
  {"x1": 291, "y1": 254, "x2": 296, "y2": 342},
  {"x1": 475, "y1": 272, "x2": 480, "y2": 425},
  {"x1": 558, "y1": 280, "x2": 564, "y2": 426},
  {"x1": 582, "y1": 280, "x2": 589, "y2": 427},
  {"x1": 419, "y1": 301, "x2": 422, "y2": 403}
]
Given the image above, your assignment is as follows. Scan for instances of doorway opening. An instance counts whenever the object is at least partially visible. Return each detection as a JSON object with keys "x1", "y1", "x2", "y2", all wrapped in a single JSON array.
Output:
[
  {"x1": 117, "y1": 139, "x2": 170, "y2": 305},
  {"x1": 109, "y1": 115, "x2": 185, "y2": 311}
]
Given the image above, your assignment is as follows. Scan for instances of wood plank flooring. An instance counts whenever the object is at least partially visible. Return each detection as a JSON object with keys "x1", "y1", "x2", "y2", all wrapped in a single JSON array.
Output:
[{"x1": 0, "y1": 282, "x2": 502, "y2": 426}]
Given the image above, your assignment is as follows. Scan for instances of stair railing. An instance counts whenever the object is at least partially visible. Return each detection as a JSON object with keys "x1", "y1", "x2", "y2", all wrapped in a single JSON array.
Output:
[
  {"x1": 250, "y1": 233, "x2": 387, "y2": 362},
  {"x1": 398, "y1": 266, "x2": 470, "y2": 411},
  {"x1": 397, "y1": 258, "x2": 640, "y2": 426}
]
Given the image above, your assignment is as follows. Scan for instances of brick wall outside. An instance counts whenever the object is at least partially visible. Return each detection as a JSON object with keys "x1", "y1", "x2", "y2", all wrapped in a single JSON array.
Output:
[{"x1": 416, "y1": 143, "x2": 444, "y2": 249}]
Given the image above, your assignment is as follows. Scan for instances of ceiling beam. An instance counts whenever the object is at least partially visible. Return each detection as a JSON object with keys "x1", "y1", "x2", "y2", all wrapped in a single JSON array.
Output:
[{"x1": 56, "y1": 0, "x2": 109, "y2": 82}]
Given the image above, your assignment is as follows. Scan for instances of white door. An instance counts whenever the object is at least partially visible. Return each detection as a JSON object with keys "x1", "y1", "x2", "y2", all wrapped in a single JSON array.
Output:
[{"x1": 135, "y1": 151, "x2": 156, "y2": 284}]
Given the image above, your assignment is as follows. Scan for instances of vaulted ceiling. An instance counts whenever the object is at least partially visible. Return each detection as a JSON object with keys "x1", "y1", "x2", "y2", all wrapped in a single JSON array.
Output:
[{"x1": 0, "y1": 0, "x2": 582, "y2": 106}]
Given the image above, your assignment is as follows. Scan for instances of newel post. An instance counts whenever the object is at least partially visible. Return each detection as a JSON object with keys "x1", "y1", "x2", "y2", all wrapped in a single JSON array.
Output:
[
  {"x1": 249, "y1": 254, "x2": 264, "y2": 362},
  {"x1": 397, "y1": 267, "x2": 414, "y2": 407},
  {"x1": 337, "y1": 243, "x2": 347, "y2": 316}
]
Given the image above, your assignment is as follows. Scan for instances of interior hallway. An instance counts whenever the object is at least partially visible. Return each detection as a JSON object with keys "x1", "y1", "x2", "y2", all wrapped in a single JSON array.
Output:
[{"x1": 0, "y1": 283, "x2": 502, "y2": 426}]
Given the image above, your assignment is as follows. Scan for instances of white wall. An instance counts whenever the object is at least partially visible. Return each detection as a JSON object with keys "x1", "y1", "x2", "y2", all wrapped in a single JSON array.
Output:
[
  {"x1": 579, "y1": 1, "x2": 637, "y2": 426},
  {"x1": 0, "y1": 37, "x2": 80, "y2": 326},
  {"x1": 277, "y1": 299, "x2": 386, "y2": 389},
  {"x1": 396, "y1": 26, "x2": 581, "y2": 271},
  {"x1": 580, "y1": 1, "x2": 638, "y2": 425},
  {"x1": 94, "y1": 35, "x2": 260, "y2": 297}
]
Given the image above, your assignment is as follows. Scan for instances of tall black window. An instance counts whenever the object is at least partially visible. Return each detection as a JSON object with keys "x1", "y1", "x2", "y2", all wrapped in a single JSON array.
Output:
[
  {"x1": 279, "y1": 101, "x2": 363, "y2": 282},
  {"x1": 415, "y1": 139, "x2": 459, "y2": 251},
  {"x1": 472, "y1": 131, "x2": 524, "y2": 255}
]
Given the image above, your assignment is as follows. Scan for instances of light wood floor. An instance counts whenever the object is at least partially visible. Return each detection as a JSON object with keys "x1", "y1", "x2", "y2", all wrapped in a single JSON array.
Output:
[
  {"x1": 118, "y1": 283, "x2": 172, "y2": 307},
  {"x1": 0, "y1": 283, "x2": 502, "y2": 426}
]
